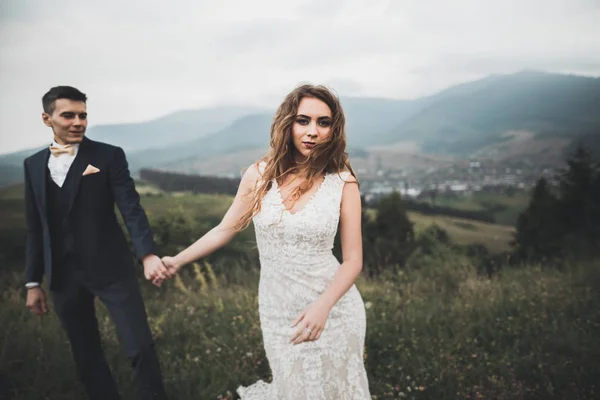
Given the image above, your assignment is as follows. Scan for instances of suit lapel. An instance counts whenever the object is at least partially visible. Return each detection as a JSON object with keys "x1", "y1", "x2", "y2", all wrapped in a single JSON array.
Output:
[
  {"x1": 31, "y1": 148, "x2": 50, "y2": 217},
  {"x1": 65, "y1": 137, "x2": 92, "y2": 215}
]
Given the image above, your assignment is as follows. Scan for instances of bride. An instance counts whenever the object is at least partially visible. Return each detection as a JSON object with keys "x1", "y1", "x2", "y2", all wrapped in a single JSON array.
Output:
[{"x1": 160, "y1": 84, "x2": 371, "y2": 399}]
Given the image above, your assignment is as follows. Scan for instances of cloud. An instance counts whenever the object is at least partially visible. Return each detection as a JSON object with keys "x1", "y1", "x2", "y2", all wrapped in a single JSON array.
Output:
[{"x1": 1, "y1": 0, "x2": 599, "y2": 153}]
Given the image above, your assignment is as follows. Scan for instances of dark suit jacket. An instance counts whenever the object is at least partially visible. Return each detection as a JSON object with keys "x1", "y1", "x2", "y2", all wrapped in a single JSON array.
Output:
[{"x1": 24, "y1": 137, "x2": 156, "y2": 289}]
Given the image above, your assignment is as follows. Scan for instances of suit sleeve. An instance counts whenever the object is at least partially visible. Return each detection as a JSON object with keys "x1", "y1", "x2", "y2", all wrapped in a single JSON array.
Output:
[
  {"x1": 24, "y1": 161, "x2": 45, "y2": 284},
  {"x1": 108, "y1": 147, "x2": 157, "y2": 260}
]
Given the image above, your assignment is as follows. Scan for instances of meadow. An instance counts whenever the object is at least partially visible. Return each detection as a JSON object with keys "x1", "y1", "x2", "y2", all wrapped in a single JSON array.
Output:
[
  {"x1": 1, "y1": 183, "x2": 598, "y2": 399},
  {"x1": 415, "y1": 191, "x2": 531, "y2": 227}
]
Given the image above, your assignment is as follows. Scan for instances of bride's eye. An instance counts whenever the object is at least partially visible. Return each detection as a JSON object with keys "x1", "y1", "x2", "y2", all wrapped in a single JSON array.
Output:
[
  {"x1": 296, "y1": 118, "x2": 309, "y2": 125},
  {"x1": 318, "y1": 119, "x2": 332, "y2": 127}
]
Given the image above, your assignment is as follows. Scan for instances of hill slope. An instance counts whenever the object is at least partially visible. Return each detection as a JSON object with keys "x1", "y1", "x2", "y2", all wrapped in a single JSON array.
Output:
[
  {"x1": 380, "y1": 71, "x2": 600, "y2": 156},
  {"x1": 2, "y1": 71, "x2": 599, "y2": 183}
]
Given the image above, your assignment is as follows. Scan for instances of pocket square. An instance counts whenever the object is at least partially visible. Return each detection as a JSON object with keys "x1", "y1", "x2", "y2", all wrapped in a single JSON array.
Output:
[{"x1": 82, "y1": 164, "x2": 101, "y2": 176}]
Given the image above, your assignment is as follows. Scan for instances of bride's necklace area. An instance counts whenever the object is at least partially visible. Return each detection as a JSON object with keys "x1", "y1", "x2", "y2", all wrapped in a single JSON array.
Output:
[{"x1": 277, "y1": 173, "x2": 326, "y2": 214}]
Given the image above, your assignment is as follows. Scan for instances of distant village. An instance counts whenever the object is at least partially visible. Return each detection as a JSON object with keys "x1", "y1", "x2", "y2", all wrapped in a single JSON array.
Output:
[
  {"x1": 357, "y1": 158, "x2": 556, "y2": 202},
  {"x1": 149, "y1": 154, "x2": 560, "y2": 204}
]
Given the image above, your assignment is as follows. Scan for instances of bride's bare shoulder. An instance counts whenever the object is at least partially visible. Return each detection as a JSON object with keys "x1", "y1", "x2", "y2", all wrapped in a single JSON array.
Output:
[{"x1": 239, "y1": 161, "x2": 265, "y2": 189}]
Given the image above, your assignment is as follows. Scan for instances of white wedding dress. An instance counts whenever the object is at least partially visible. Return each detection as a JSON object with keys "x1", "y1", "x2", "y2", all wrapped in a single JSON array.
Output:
[{"x1": 237, "y1": 166, "x2": 371, "y2": 399}]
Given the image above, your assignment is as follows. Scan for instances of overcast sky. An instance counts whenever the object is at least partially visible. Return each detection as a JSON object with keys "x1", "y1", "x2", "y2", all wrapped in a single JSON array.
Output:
[{"x1": 1, "y1": 0, "x2": 599, "y2": 154}]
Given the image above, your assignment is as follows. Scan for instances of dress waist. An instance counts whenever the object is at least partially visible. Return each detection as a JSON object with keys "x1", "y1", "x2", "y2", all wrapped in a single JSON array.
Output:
[{"x1": 258, "y1": 249, "x2": 336, "y2": 266}]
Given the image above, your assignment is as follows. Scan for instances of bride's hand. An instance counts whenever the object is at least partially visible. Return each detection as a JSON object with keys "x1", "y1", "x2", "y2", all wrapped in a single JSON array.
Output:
[{"x1": 290, "y1": 300, "x2": 331, "y2": 345}]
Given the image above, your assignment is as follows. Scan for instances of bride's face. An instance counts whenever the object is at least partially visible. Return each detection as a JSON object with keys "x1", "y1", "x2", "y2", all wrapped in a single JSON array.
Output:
[{"x1": 291, "y1": 97, "x2": 332, "y2": 162}]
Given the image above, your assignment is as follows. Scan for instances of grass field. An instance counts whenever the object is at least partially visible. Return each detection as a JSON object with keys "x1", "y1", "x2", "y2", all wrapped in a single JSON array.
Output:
[
  {"x1": 2, "y1": 253, "x2": 598, "y2": 399},
  {"x1": 2, "y1": 182, "x2": 599, "y2": 399},
  {"x1": 417, "y1": 191, "x2": 531, "y2": 226},
  {"x1": 408, "y1": 212, "x2": 515, "y2": 254}
]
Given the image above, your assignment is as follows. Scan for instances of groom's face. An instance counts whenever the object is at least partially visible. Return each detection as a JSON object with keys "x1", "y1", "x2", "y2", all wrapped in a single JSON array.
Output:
[{"x1": 42, "y1": 99, "x2": 88, "y2": 145}]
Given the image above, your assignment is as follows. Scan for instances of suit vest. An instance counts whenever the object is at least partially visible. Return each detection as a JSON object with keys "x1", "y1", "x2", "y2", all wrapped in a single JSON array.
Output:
[{"x1": 46, "y1": 167, "x2": 77, "y2": 270}]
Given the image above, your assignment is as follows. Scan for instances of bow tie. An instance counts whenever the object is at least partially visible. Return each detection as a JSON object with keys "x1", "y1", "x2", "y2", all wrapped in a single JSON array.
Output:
[{"x1": 49, "y1": 144, "x2": 76, "y2": 157}]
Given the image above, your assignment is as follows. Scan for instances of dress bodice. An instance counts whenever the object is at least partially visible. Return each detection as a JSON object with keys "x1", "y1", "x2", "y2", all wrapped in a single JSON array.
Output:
[{"x1": 253, "y1": 169, "x2": 351, "y2": 267}]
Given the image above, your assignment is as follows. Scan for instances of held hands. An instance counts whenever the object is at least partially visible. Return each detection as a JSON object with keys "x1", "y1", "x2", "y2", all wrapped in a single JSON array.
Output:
[
  {"x1": 290, "y1": 299, "x2": 331, "y2": 345},
  {"x1": 149, "y1": 256, "x2": 181, "y2": 286},
  {"x1": 26, "y1": 287, "x2": 47, "y2": 316},
  {"x1": 142, "y1": 254, "x2": 175, "y2": 287}
]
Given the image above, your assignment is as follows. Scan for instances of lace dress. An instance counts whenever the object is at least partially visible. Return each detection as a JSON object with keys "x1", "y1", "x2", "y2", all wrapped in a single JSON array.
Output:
[{"x1": 237, "y1": 168, "x2": 371, "y2": 399}]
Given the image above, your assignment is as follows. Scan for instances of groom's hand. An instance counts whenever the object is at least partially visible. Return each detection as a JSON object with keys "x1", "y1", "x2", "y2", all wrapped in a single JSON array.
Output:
[
  {"x1": 26, "y1": 287, "x2": 47, "y2": 316},
  {"x1": 142, "y1": 254, "x2": 172, "y2": 286}
]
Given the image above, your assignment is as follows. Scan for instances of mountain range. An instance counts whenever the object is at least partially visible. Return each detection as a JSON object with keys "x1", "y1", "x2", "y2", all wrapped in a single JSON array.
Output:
[{"x1": 1, "y1": 70, "x2": 599, "y2": 186}]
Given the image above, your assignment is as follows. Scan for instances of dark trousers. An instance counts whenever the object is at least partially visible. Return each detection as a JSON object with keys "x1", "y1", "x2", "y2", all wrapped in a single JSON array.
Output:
[{"x1": 50, "y1": 265, "x2": 168, "y2": 400}]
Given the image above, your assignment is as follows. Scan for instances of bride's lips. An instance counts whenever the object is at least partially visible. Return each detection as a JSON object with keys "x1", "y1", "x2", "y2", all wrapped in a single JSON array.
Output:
[{"x1": 303, "y1": 142, "x2": 316, "y2": 149}]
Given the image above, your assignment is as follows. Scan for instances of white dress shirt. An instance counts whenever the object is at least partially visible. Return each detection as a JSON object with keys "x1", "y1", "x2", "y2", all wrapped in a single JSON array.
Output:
[
  {"x1": 48, "y1": 141, "x2": 80, "y2": 187},
  {"x1": 26, "y1": 141, "x2": 80, "y2": 289}
]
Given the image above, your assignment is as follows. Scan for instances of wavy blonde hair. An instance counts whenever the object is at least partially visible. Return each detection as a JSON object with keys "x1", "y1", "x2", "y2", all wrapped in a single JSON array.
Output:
[{"x1": 235, "y1": 84, "x2": 357, "y2": 230}]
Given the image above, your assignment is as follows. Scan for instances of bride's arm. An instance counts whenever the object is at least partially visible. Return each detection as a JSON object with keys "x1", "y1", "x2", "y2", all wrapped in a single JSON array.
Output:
[
  {"x1": 166, "y1": 164, "x2": 261, "y2": 271},
  {"x1": 319, "y1": 175, "x2": 363, "y2": 309}
]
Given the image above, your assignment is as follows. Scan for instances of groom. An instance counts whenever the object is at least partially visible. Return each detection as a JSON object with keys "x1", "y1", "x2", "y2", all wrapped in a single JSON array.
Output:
[{"x1": 23, "y1": 86, "x2": 171, "y2": 399}]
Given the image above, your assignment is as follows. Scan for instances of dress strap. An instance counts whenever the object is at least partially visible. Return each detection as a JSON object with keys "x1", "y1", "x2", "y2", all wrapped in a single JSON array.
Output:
[
  {"x1": 328, "y1": 170, "x2": 353, "y2": 206},
  {"x1": 258, "y1": 161, "x2": 267, "y2": 174},
  {"x1": 337, "y1": 170, "x2": 352, "y2": 182}
]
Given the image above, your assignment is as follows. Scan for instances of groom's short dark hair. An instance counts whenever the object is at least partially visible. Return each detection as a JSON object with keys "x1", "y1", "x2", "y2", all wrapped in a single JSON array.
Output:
[{"x1": 42, "y1": 86, "x2": 87, "y2": 114}]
